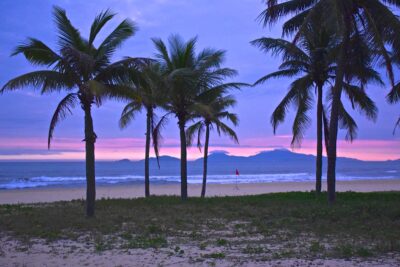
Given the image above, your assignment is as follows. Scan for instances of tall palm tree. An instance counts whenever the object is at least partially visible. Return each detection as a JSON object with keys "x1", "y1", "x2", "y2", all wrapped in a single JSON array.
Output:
[
  {"x1": 1, "y1": 7, "x2": 142, "y2": 216},
  {"x1": 152, "y1": 35, "x2": 242, "y2": 200},
  {"x1": 388, "y1": 83, "x2": 400, "y2": 132},
  {"x1": 186, "y1": 95, "x2": 239, "y2": 198},
  {"x1": 252, "y1": 16, "x2": 381, "y2": 193},
  {"x1": 119, "y1": 63, "x2": 165, "y2": 197},
  {"x1": 259, "y1": 0, "x2": 400, "y2": 203},
  {"x1": 387, "y1": 55, "x2": 400, "y2": 131}
]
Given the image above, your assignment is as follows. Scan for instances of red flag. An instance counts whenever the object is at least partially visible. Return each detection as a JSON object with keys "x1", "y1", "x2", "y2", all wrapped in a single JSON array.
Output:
[{"x1": 235, "y1": 169, "x2": 239, "y2": 175}]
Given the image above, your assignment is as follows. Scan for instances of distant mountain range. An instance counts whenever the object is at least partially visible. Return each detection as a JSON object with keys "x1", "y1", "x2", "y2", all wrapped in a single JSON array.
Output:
[{"x1": 115, "y1": 149, "x2": 400, "y2": 176}]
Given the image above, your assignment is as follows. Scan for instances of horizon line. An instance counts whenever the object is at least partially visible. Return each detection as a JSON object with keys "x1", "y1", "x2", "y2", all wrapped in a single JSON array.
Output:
[{"x1": 0, "y1": 149, "x2": 398, "y2": 163}]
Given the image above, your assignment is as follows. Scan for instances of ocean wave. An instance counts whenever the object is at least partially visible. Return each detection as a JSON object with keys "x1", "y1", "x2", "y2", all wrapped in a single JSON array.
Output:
[{"x1": 0, "y1": 173, "x2": 398, "y2": 190}]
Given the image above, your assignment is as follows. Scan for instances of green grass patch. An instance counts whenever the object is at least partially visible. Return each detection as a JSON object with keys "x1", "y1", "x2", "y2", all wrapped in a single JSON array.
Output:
[
  {"x1": 216, "y1": 238, "x2": 228, "y2": 246},
  {"x1": 0, "y1": 192, "x2": 399, "y2": 258},
  {"x1": 203, "y1": 252, "x2": 225, "y2": 259},
  {"x1": 122, "y1": 235, "x2": 167, "y2": 249}
]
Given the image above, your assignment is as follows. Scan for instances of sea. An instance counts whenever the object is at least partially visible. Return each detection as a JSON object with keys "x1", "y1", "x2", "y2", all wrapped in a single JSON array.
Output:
[{"x1": 0, "y1": 157, "x2": 399, "y2": 190}]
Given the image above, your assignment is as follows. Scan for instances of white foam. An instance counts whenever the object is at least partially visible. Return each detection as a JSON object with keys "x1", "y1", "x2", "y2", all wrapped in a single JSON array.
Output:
[{"x1": 0, "y1": 173, "x2": 398, "y2": 190}]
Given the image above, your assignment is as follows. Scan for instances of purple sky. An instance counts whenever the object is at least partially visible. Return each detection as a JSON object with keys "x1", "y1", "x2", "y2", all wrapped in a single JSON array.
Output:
[{"x1": 0, "y1": 0, "x2": 399, "y2": 161}]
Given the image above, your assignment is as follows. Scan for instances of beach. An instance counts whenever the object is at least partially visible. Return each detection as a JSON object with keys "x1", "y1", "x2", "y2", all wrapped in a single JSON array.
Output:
[
  {"x1": 2, "y1": 178, "x2": 400, "y2": 267},
  {"x1": 1, "y1": 178, "x2": 399, "y2": 204},
  {"x1": 1, "y1": 187, "x2": 400, "y2": 267}
]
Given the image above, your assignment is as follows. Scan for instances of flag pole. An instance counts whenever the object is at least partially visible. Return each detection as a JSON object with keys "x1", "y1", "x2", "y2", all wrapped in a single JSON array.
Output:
[{"x1": 235, "y1": 169, "x2": 239, "y2": 190}]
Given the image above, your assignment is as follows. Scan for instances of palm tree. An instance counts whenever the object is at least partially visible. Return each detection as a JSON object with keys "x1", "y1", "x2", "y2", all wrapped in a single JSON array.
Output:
[
  {"x1": 186, "y1": 95, "x2": 239, "y2": 197},
  {"x1": 1, "y1": 7, "x2": 141, "y2": 216},
  {"x1": 388, "y1": 82, "x2": 400, "y2": 132},
  {"x1": 252, "y1": 16, "x2": 381, "y2": 193},
  {"x1": 119, "y1": 63, "x2": 165, "y2": 197},
  {"x1": 259, "y1": 0, "x2": 400, "y2": 203},
  {"x1": 152, "y1": 35, "x2": 242, "y2": 200},
  {"x1": 252, "y1": 18, "x2": 333, "y2": 193}
]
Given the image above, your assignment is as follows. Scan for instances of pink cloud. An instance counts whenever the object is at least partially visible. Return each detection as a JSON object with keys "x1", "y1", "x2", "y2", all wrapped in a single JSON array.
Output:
[{"x1": 0, "y1": 136, "x2": 398, "y2": 161}]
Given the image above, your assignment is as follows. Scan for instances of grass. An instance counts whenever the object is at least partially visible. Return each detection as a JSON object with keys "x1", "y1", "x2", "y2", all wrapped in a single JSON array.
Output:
[
  {"x1": 0, "y1": 192, "x2": 399, "y2": 260},
  {"x1": 202, "y1": 252, "x2": 225, "y2": 259}
]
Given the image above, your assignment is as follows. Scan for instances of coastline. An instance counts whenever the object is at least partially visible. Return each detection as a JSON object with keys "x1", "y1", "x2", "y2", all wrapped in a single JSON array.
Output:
[{"x1": 0, "y1": 178, "x2": 399, "y2": 204}]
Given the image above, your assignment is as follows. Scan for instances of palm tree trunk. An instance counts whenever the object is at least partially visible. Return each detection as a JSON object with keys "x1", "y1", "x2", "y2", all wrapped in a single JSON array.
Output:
[
  {"x1": 144, "y1": 108, "x2": 151, "y2": 198},
  {"x1": 179, "y1": 120, "x2": 188, "y2": 200},
  {"x1": 323, "y1": 109, "x2": 330, "y2": 153},
  {"x1": 201, "y1": 123, "x2": 210, "y2": 198},
  {"x1": 327, "y1": 30, "x2": 349, "y2": 204},
  {"x1": 84, "y1": 105, "x2": 96, "y2": 217},
  {"x1": 316, "y1": 84, "x2": 323, "y2": 194}
]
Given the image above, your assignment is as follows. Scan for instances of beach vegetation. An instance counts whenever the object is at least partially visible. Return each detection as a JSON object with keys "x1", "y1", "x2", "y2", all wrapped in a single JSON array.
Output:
[{"x1": 0, "y1": 192, "x2": 399, "y2": 260}]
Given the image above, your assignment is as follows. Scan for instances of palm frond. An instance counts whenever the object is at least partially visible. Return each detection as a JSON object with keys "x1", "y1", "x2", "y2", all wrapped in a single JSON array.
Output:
[
  {"x1": 254, "y1": 69, "x2": 302, "y2": 85},
  {"x1": 338, "y1": 102, "x2": 358, "y2": 142},
  {"x1": 251, "y1": 37, "x2": 309, "y2": 61},
  {"x1": 360, "y1": 0, "x2": 400, "y2": 87},
  {"x1": 53, "y1": 6, "x2": 85, "y2": 50},
  {"x1": 191, "y1": 102, "x2": 213, "y2": 118},
  {"x1": 387, "y1": 82, "x2": 400, "y2": 104},
  {"x1": 196, "y1": 49, "x2": 225, "y2": 70},
  {"x1": 342, "y1": 83, "x2": 377, "y2": 121},
  {"x1": 291, "y1": 89, "x2": 313, "y2": 147},
  {"x1": 89, "y1": 9, "x2": 115, "y2": 46},
  {"x1": 12, "y1": 38, "x2": 60, "y2": 66},
  {"x1": 282, "y1": 9, "x2": 310, "y2": 36},
  {"x1": 119, "y1": 102, "x2": 142, "y2": 129},
  {"x1": 95, "y1": 57, "x2": 154, "y2": 84},
  {"x1": 152, "y1": 113, "x2": 171, "y2": 162},
  {"x1": 87, "y1": 80, "x2": 138, "y2": 102},
  {"x1": 48, "y1": 93, "x2": 78, "y2": 148},
  {"x1": 214, "y1": 120, "x2": 239, "y2": 144},
  {"x1": 1, "y1": 70, "x2": 72, "y2": 94},
  {"x1": 278, "y1": 60, "x2": 309, "y2": 71},
  {"x1": 258, "y1": 0, "x2": 318, "y2": 28},
  {"x1": 217, "y1": 112, "x2": 239, "y2": 126},
  {"x1": 271, "y1": 75, "x2": 313, "y2": 133},
  {"x1": 392, "y1": 116, "x2": 400, "y2": 134},
  {"x1": 152, "y1": 38, "x2": 173, "y2": 70},
  {"x1": 96, "y1": 19, "x2": 137, "y2": 62},
  {"x1": 186, "y1": 121, "x2": 204, "y2": 149},
  {"x1": 196, "y1": 82, "x2": 245, "y2": 103}
]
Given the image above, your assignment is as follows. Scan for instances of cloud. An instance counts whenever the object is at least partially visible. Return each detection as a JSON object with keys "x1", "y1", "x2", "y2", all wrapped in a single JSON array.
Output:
[
  {"x1": 209, "y1": 150, "x2": 230, "y2": 155},
  {"x1": 0, "y1": 137, "x2": 399, "y2": 161},
  {"x1": 0, "y1": 149, "x2": 80, "y2": 156}
]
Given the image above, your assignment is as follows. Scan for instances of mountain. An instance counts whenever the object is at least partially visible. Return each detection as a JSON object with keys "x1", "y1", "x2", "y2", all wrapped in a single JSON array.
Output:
[{"x1": 121, "y1": 149, "x2": 399, "y2": 176}]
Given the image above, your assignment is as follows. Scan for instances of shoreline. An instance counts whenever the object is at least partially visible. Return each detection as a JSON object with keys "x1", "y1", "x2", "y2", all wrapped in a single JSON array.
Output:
[{"x1": 0, "y1": 178, "x2": 399, "y2": 204}]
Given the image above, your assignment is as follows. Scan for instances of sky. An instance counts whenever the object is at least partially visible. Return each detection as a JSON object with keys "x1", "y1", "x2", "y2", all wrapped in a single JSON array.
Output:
[{"x1": 0, "y1": 0, "x2": 399, "y2": 161}]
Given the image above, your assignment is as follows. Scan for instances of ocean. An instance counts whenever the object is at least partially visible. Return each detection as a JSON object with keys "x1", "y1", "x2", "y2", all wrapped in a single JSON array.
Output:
[{"x1": 0, "y1": 155, "x2": 399, "y2": 190}]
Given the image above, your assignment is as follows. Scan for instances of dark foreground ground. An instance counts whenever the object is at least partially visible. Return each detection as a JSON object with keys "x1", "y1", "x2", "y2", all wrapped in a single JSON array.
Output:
[{"x1": 0, "y1": 192, "x2": 399, "y2": 266}]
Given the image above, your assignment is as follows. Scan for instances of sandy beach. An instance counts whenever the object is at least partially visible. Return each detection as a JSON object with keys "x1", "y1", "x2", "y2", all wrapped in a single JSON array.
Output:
[
  {"x1": 1, "y1": 180, "x2": 400, "y2": 266},
  {"x1": 1, "y1": 179, "x2": 399, "y2": 204}
]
